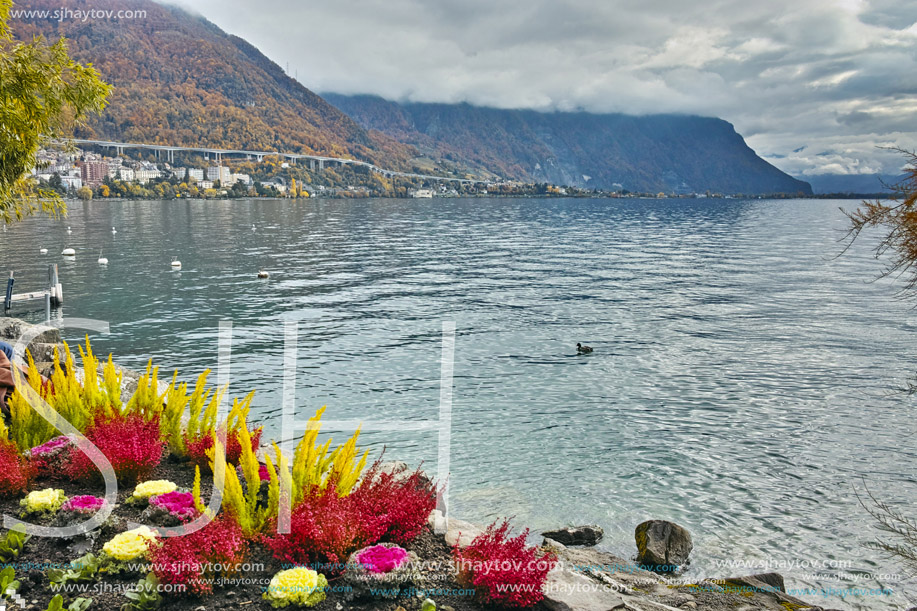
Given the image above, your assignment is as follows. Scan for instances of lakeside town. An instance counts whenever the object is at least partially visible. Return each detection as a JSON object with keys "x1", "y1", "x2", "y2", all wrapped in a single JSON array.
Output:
[{"x1": 32, "y1": 146, "x2": 815, "y2": 201}]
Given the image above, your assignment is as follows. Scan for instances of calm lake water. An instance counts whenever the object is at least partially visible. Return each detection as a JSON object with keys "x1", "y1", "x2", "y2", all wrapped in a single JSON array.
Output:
[{"x1": 1, "y1": 197, "x2": 915, "y2": 608}]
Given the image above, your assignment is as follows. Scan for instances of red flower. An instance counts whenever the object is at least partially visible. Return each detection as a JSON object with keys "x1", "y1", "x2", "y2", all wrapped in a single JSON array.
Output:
[
  {"x1": 453, "y1": 519, "x2": 557, "y2": 608},
  {"x1": 0, "y1": 440, "x2": 33, "y2": 498},
  {"x1": 67, "y1": 413, "x2": 163, "y2": 484},
  {"x1": 149, "y1": 517, "x2": 248, "y2": 596},
  {"x1": 349, "y1": 460, "x2": 438, "y2": 545},
  {"x1": 185, "y1": 426, "x2": 263, "y2": 470},
  {"x1": 261, "y1": 485, "x2": 387, "y2": 573}
]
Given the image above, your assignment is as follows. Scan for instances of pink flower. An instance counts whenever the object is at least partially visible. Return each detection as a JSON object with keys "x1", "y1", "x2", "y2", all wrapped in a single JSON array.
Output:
[
  {"x1": 259, "y1": 465, "x2": 270, "y2": 481},
  {"x1": 356, "y1": 545, "x2": 409, "y2": 574},
  {"x1": 31, "y1": 436, "x2": 71, "y2": 456},
  {"x1": 62, "y1": 495, "x2": 107, "y2": 514},
  {"x1": 150, "y1": 491, "x2": 198, "y2": 522}
]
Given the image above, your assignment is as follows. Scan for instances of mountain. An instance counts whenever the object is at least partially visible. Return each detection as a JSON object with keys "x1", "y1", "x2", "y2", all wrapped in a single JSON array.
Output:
[
  {"x1": 324, "y1": 94, "x2": 812, "y2": 195},
  {"x1": 10, "y1": 0, "x2": 416, "y2": 168},
  {"x1": 802, "y1": 173, "x2": 903, "y2": 195}
]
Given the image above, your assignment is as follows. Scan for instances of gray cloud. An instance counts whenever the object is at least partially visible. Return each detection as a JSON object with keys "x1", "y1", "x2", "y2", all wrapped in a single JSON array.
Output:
[{"x1": 174, "y1": 0, "x2": 917, "y2": 176}]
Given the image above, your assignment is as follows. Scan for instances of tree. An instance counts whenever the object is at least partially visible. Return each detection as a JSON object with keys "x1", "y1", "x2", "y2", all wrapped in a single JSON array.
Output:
[
  {"x1": 844, "y1": 149, "x2": 917, "y2": 576},
  {"x1": 0, "y1": 0, "x2": 111, "y2": 223},
  {"x1": 845, "y1": 149, "x2": 917, "y2": 299},
  {"x1": 75, "y1": 186, "x2": 92, "y2": 200}
]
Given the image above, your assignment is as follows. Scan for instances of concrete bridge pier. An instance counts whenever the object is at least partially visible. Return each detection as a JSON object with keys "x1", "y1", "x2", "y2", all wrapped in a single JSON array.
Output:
[{"x1": 318, "y1": 160, "x2": 324, "y2": 171}]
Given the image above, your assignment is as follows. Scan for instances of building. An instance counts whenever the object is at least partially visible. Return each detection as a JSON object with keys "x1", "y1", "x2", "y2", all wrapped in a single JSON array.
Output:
[
  {"x1": 207, "y1": 165, "x2": 232, "y2": 184},
  {"x1": 412, "y1": 189, "x2": 434, "y2": 198},
  {"x1": 80, "y1": 161, "x2": 109, "y2": 187},
  {"x1": 231, "y1": 173, "x2": 252, "y2": 186},
  {"x1": 199, "y1": 180, "x2": 214, "y2": 189},
  {"x1": 117, "y1": 167, "x2": 135, "y2": 182},
  {"x1": 60, "y1": 175, "x2": 83, "y2": 190},
  {"x1": 188, "y1": 168, "x2": 204, "y2": 181},
  {"x1": 134, "y1": 169, "x2": 161, "y2": 184}
]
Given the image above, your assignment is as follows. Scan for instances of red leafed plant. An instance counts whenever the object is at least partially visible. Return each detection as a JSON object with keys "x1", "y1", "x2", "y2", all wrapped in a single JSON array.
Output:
[
  {"x1": 453, "y1": 519, "x2": 557, "y2": 608},
  {"x1": 67, "y1": 413, "x2": 163, "y2": 484},
  {"x1": 149, "y1": 516, "x2": 248, "y2": 596},
  {"x1": 349, "y1": 460, "x2": 438, "y2": 545},
  {"x1": 261, "y1": 485, "x2": 387, "y2": 572},
  {"x1": 185, "y1": 426, "x2": 263, "y2": 470},
  {"x1": 0, "y1": 440, "x2": 33, "y2": 498}
]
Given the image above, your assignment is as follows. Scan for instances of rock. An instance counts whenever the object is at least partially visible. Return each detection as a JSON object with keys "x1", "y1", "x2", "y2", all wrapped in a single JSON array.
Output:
[
  {"x1": 736, "y1": 572, "x2": 785, "y2": 593},
  {"x1": 634, "y1": 520, "x2": 693, "y2": 569},
  {"x1": 682, "y1": 602, "x2": 696, "y2": 609},
  {"x1": 428, "y1": 509, "x2": 446, "y2": 532},
  {"x1": 0, "y1": 317, "x2": 60, "y2": 344},
  {"x1": 543, "y1": 567, "x2": 626, "y2": 611},
  {"x1": 543, "y1": 525, "x2": 604, "y2": 546},
  {"x1": 444, "y1": 517, "x2": 483, "y2": 548},
  {"x1": 25, "y1": 342, "x2": 65, "y2": 364}
]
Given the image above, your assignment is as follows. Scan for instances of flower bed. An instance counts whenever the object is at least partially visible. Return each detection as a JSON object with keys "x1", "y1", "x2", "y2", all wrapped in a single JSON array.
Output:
[{"x1": 0, "y1": 339, "x2": 554, "y2": 610}]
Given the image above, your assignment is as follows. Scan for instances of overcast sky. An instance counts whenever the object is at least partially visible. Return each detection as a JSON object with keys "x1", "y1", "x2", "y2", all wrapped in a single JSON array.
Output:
[{"x1": 177, "y1": 0, "x2": 917, "y2": 176}]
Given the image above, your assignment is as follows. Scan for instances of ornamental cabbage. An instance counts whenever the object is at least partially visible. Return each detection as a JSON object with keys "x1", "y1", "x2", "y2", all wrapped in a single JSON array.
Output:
[
  {"x1": 263, "y1": 567, "x2": 328, "y2": 608},
  {"x1": 102, "y1": 526, "x2": 158, "y2": 561},
  {"x1": 131, "y1": 480, "x2": 177, "y2": 500},
  {"x1": 61, "y1": 495, "x2": 107, "y2": 515},
  {"x1": 356, "y1": 544, "x2": 409, "y2": 573},
  {"x1": 20, "y1": 488, "x2": 67, "y2": 516}
]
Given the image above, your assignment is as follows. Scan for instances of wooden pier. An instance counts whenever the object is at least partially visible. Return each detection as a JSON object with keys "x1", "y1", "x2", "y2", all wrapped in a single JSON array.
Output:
[{"x1": 3, "y1": 265, "x2": 63, "y2": 319}]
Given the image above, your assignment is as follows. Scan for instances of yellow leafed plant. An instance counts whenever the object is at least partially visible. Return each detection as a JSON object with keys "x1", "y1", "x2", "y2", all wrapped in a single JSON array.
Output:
[
  {"x1": 124, "y1": 361, "x2": 165, "y2": 423},
  {"x1": 8, "y1": 338, "x2": 123, "y2": 452},
  {"x1": 160, "y1": 370, "x2": 214, "y2": 458},
  {"x1": 214, "y1": 416, "x2": 279, "y2": 537},
  {"x1": 270, "y1": 406, "x2": 368, "y2": 509}
]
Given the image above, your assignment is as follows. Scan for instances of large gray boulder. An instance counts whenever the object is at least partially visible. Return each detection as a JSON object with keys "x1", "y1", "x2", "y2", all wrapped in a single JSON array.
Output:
[
  {"x1": 543, "y1": 525, "x2": 604, "y2": 547},
  {"x1": 634, "y1": 520, "x2": 693, "y2": 570}
]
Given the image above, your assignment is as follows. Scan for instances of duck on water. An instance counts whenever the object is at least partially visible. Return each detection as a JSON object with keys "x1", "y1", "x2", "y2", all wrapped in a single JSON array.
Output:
[{"x1": 576, "y1": 343, "x2": 593, "y2": 354}]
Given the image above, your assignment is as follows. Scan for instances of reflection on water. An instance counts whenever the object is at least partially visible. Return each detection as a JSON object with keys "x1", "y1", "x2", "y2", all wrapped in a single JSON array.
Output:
[{"x1": 2, "y1": 197, "x2": 916, "y2": 608}]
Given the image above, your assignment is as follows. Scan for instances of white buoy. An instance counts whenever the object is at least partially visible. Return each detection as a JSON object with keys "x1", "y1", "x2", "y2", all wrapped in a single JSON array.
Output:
[
  {"x1": 66, "y1": 226, "x2": 72, "y2": 234},
  {"x1": 62, "y1": 248, "x2": 75, "y2": 256},
  {"x1": 252, "y1": 224, "x2": 256, "y2": 231},
  {"x1": 258, "y1": 269, "x2": 270, "y2": 279},
  {"x1": 39, "y1": 246, "x2": 48, "y2": 254},
  {"x1": 112, "y1": 226, "x2": 117, "y2": 234},
  {"x1": 171, "y1": 258, "x2": 182, "y2": 269},
  {"x1": 98, "y1": 250, "x2": 108, "y2": 265}
]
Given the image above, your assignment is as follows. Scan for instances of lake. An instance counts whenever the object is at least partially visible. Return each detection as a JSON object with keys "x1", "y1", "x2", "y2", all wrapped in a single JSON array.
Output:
[{"x1": 1, "y1": 197, "x2": 915, "y2": 608}]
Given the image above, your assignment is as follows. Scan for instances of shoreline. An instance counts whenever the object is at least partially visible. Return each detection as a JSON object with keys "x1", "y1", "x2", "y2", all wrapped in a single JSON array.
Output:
[{"x1": 0, "y1": 316, "x2": 845, "y2": 611}]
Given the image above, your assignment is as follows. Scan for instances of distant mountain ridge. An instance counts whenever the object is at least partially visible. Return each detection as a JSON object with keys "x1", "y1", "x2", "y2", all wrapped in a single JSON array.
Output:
[
  {"x1": 324, "y1": 94, "x2": 812, "y2": 195},
  {"x1": 802, "y1": 173, "x2": 904, "y2": 195},
  {"x1": 11, "y1": 0, "x2": 417, "y2": 168}
]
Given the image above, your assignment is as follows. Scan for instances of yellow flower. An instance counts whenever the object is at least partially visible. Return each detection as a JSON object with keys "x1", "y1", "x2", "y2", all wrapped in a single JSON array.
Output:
[
  {"x1": 264, "y1": 567, "x2": 328, "y2": 608},
  {"x1": 21, "y1": 488, "x2": 66, "y2": 514},
  {"x1": 132, "y1": 480, "x2": 177, "y2": 499},
  {"x1": 102, "y1": 526, "x2": 158, "y2": 561}
]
